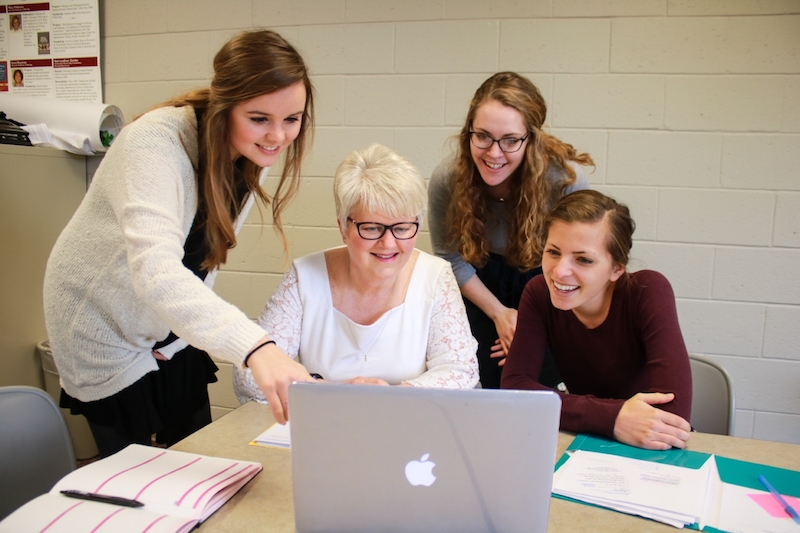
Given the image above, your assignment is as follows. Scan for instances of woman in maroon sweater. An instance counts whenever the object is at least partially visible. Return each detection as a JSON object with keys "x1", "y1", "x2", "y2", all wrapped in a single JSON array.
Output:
[{"x1": 501, "y1": 190, "x2": 692, "y2": 450}]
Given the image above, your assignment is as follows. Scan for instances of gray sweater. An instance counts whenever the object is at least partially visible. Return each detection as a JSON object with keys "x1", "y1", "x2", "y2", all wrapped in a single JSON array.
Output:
[
  {"x1": 427, "y1": 155, "x2": 589, "y2": 286},
  {"x1": 43, "y1": 106, "x2": 267, "y2": 402}
]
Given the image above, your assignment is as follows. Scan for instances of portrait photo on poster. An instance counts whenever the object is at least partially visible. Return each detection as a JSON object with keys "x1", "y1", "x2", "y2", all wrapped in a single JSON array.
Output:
[
  {"x1": 13, "y1": 69, "x2": 24, "y2": 87},
  {"x1": 38, "y1": 32, "x2": 51, "y2": 55}
]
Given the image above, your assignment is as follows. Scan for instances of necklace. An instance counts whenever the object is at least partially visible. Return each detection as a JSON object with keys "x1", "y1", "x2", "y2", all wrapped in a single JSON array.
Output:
[{"x1": 345, "y1": 308, "x2": 394, "y2": 361}]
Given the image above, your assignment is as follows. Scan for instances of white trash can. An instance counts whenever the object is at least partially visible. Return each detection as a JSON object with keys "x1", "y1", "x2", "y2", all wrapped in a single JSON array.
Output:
[{"x1": 38, "y1": 340, "x2": 98, "y2": 460}]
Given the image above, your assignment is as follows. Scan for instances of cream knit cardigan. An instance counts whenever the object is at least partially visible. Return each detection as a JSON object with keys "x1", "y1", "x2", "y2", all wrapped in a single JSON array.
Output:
[{"x1": 43, "y1": 105, "x2": 267, "y2": 402}]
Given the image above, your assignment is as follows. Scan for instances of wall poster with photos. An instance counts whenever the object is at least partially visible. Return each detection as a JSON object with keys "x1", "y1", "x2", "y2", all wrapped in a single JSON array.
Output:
[{"x1": 1, "y1": 0, "x2": 101, "y2": 103}]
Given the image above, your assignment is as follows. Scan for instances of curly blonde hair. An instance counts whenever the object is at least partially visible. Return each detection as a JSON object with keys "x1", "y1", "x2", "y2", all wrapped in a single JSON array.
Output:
[{"x1": 447, "y1": 72, "x2": 592, "y2": 271}]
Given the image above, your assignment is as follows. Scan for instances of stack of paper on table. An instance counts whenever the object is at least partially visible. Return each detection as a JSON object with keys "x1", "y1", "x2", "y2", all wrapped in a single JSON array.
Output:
[
  {"x1": 553, "y1": 434, "x2": 800, "y2": 533},
  {"x1": 251, "y1": 421, "x2": 291, "y2": 449},
  {"x1": 553, "y1": 449, "x2": 715, "y2": 527},
  {"x1": 0, "y1": 444, "x2": 262, "y2": 533}
]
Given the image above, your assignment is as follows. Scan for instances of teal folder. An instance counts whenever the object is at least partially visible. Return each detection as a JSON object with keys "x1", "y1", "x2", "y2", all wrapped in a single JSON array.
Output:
[{"x1": 554, "y1": 434, "x2": 800, "y2": 532}]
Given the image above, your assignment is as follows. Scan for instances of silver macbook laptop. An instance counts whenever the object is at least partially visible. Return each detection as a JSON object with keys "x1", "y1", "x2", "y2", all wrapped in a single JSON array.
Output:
[{"x1": 288, "y1": 383, "x2": 561, "y2": 533}]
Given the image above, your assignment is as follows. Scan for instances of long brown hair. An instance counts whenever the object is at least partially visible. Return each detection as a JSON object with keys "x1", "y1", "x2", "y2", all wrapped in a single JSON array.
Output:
[
  {"x1": 447, "y1": 72, "x2": 592, "y2": 271},
  {"x1": 158, "y1": 29, "x2": 314, "y2": 270}
]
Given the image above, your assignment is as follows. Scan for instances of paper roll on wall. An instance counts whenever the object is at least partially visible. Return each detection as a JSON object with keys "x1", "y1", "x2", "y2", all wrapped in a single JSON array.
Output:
[{"x1": 0, "y1": 94, "x2": 124, "y2": 155}]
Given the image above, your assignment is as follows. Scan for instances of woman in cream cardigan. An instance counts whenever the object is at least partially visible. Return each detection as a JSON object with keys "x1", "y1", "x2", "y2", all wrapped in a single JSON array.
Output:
[{"x1": 44, "y1": 30, "x2": 315, "y2": 457}]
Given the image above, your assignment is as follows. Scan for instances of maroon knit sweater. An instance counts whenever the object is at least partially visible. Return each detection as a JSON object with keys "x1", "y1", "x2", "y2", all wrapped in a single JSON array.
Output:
[{"x1": 501, "y1": 270, "x2": 692, "y2": 439}]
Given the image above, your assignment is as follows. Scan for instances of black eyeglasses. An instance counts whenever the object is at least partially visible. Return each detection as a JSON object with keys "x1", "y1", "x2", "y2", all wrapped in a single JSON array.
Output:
[
  {"x1": 469, "y1": 131, "x2": 530, "y2": 153},
  {"x1": 348, "y1": 218, "x2": 419, "y2": 240}
]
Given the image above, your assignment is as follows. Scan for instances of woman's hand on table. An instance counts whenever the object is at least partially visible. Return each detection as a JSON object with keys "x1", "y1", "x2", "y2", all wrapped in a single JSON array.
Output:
[{"x1": 613, "y1": 392, "x2": 691, "y2": 450}]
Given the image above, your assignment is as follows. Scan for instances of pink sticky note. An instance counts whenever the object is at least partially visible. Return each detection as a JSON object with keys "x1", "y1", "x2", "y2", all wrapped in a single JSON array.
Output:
[{"x1": 748, "y1": 493, "x2": 800, "y2": 519}]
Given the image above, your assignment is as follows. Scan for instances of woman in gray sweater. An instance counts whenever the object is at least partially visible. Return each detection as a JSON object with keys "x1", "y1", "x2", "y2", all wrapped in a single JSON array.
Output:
[{"x1": 428, "y1": 72, "x2": 593, "y2": 389}]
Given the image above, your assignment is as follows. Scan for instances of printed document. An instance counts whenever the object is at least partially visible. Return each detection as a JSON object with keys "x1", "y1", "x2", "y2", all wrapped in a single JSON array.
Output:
[{"x1": 554, "y1": 450, "x2": 800, "y2": 532}]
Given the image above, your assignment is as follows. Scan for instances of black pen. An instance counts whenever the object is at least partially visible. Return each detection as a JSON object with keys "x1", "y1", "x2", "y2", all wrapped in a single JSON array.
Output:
[{"x1": 60, "y1": 489, "x2": 144, "y2": 508}]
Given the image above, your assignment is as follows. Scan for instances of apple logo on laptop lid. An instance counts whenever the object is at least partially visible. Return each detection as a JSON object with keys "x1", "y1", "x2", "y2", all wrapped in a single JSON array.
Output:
[{"x1": 404, "y1": 454, "x2": 436, "y2": 487}]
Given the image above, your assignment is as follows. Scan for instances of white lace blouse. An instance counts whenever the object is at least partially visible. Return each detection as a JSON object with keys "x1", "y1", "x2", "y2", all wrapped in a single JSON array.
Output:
[{"x1": 233, "y1": 249, "x2": 478, "y2": 404}]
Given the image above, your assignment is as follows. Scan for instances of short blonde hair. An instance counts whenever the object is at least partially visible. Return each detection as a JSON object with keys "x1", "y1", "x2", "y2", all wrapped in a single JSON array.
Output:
[{"x1": 334, "y1": 143, "x2": 427, "y2": 224}]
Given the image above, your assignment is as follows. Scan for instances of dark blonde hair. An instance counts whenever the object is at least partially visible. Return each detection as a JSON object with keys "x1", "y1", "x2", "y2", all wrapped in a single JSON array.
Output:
[
  {"x1": 447, "y1": 72, "x2": 593, "y2": 271},
  {"x1": 544, "y1": 190, "x2": 635, "y2": 269},
  {"x1": 158, "y1": 29, "x2": 314, "y2": 269}
]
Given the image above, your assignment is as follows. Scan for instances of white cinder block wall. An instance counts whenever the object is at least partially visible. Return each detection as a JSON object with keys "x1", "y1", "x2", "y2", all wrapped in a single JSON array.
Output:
[{"x1": 102, "y1": 0, "x2": 800, "y2": 444}]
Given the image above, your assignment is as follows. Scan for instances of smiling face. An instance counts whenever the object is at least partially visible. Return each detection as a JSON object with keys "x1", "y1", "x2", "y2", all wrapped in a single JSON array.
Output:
[
  {"x1": 228, "y1": 81, "x2": 306, "y2": 166},
  {"x1": 340, "y1": 205, "x2": 418, "y2": 282},
  {"x1": 469, "y1": 99, "x2": 529, "y2": 197},
  {"x1": 542, "y1": 219, "x2": 625, "y2": 327}
]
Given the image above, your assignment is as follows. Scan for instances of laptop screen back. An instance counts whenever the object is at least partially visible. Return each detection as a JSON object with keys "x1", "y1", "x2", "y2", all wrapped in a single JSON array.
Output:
[{"x1": 289, "y1": 383, "x2": 561, "y2": 533}]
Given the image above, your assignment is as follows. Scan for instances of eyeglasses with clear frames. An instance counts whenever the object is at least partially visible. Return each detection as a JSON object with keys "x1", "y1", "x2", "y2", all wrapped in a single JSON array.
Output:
[
  {"x1": 348, "y1": 218, "x2": 420, "y2": 240},
  {"x1": 469, "y1": 131, "x2": 530, "y2": 153}
]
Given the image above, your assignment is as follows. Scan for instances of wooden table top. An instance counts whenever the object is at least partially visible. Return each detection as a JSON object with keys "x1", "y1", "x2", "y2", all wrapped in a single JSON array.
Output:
[{"x1": 171, "y1": 401, "x2": 800, "y2": 533}]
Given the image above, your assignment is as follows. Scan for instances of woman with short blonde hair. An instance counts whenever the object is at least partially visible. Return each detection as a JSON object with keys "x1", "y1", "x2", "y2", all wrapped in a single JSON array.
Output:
[{"x1": 234, "y1": 143, "x2": 478, "y2": 401}]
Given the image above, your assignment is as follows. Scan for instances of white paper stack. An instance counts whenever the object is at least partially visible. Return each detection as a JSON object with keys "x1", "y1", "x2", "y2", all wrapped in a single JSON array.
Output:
[
  {"x1": 553, "y1": 450, "x2": 800, "y2": 533},
  {"x1": 553, "y1": 450, "x2": 714, "y2": 528},
  {"x1": 251, "y1": 421, "x2": 292, "y2": 449}
]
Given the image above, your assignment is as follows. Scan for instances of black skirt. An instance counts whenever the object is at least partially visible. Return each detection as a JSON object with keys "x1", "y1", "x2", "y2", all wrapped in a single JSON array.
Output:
[
  {"x1": 463, "y1": 252, "x2": 560, "y2": 389},
  {"x1": 60, "y1": 346, "x2": 218, "y2": 446}
]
